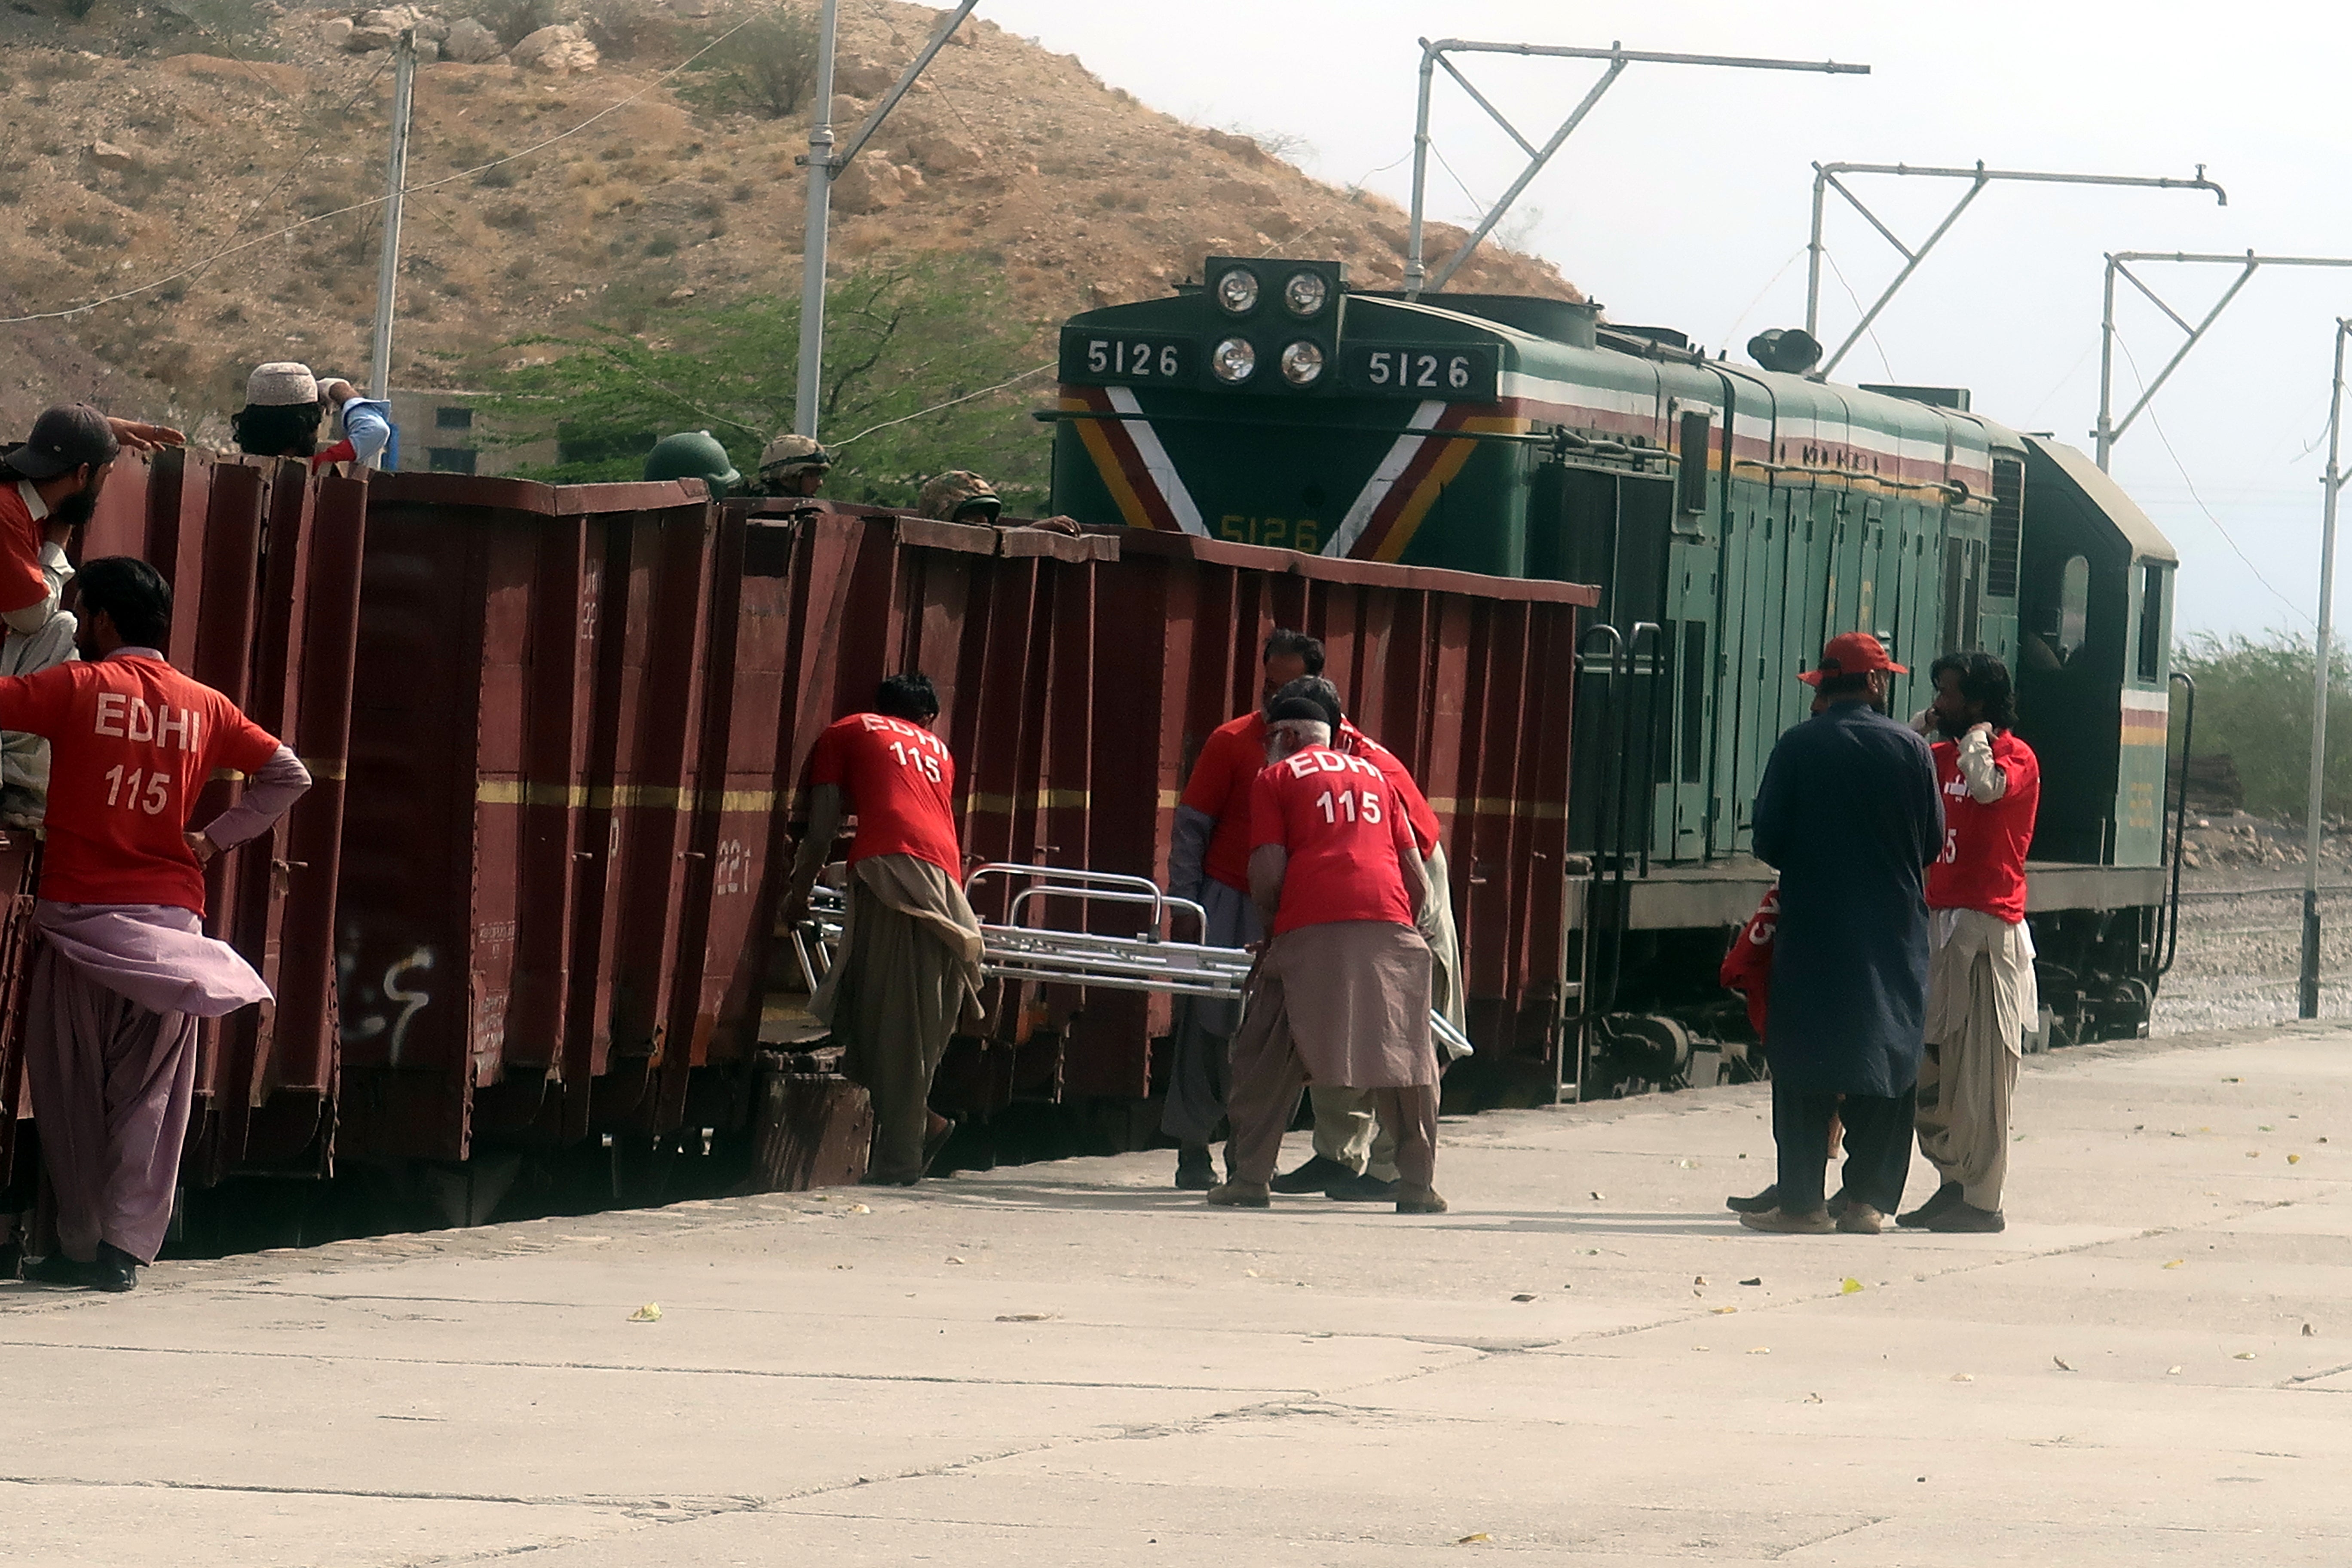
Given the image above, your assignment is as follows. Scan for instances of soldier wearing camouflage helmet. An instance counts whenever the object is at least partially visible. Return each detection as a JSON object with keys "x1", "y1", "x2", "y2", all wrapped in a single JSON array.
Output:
[
  {"x1": 916, "y1": 470, "x2": 1002, "y2": 524},
  {"x1": 756, "y1": 432, "x2": 832, "y2": 498}
]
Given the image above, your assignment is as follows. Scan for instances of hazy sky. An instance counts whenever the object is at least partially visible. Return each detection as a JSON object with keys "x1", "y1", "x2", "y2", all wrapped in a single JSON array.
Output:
[{"x1": 977, "y1": 0, "x2": 2349, "y2": 642}]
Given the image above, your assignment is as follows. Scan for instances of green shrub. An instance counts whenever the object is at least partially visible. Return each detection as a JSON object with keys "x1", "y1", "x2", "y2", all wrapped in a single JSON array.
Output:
[
  {"x1": 2173, "y1": 631, "x2": 2352, "y2": 822},
  {"x1": 684, "y1": 9, "x2": 820, "y2": 120},
  {"x1": 480, "y1": 0, "x2": 562, "y2": 49}
]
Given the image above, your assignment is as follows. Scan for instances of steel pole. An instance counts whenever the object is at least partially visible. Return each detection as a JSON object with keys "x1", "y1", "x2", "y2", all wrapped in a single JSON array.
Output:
[
  {"x1": 365, "y1": 29, "x2": 417, "y2": 416},
  {"x1": 1817, "y1": 176, "x2": 1986, "y2": 377},
  {"x1": 1804, "y1": 162, "x2": 1830, "y2": 340},
  {"x1": 791, "y1": 0, "x2": 840, "y2": 439},
  {"x1": 2301, "y1": 318, "x2": 2350, "y2": 1017},
  {"x1": 2096, "y1": 255, "x2": 2119, "y2": 469},
  {"x1": 1404, "y1": 38, "x2": 1438, "y2": 297},
  {"x1": 1425, "y1": 57, "x2": 1626, "y2": 294}
]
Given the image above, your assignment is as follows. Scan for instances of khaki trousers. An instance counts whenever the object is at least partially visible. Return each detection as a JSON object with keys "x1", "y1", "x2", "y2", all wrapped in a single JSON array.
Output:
[
  {"x1": 1305, "y1": 846, "x2": 1458, "y2": 1181},
  {"x1": 1916, "y1": 909, "x2": 2030, "y2": 1210},
  {"x1": 1227, "y1": 965, "x2": 1437, "y2": 1189}
]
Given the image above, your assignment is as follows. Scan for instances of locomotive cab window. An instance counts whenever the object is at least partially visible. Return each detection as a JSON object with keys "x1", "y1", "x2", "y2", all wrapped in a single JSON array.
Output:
[
  {"x1": 2136, "y1": 563, "x2": 2167, "y2": 683},
  {"x1": 1675, "y1": 410, "x2": 1710, "y2": 514},
  {"x1": 2058, "y1": 555, "x2": 2090, "y2": 662}
]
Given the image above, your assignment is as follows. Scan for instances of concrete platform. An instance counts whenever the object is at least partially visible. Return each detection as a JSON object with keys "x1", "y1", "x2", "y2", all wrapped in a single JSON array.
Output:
[{"x1": 8, "y1": 1020, "x2": 2352, "y2": 1565}]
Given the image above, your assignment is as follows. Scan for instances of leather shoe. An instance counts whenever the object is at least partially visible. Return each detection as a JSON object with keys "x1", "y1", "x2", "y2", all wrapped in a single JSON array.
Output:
[
  {"x1": 1326, "y1": 1173, "x2": 1400, "y2": 1202},
  {"x1": 1270, "y1": 1155, "x2": 1354, "y2": 1194},
  {"x1": 1898, "y1": 1183, "x2": 1963, "y2": 1228},
  {"x1": 1739, "y1": 1207, "x2": 1835, "y2": 1234},
  {"x1": 1394, "y1": 1184, "x2": 1448, "y2": 1214},
  {"x1": 1173, "y1": 1143, "x2": 1217, "y2": 1191},
  {"x1": 1726, "y1": 1185, "x2": 1780, "y2": 1214},
  {"x1": 1837, "y1": 1202, "x2": 1886, "y2": 1235},
  {"x1": 920, "y1": 1116, "x2": 957, "y2": 1177},
  {"x1": 1206, "y1": 1180, "x2": 1270, "y2": 1208},
  {"x1": 1924, "y1": 1201, "x2": 2005, "y2": 1233},
  {"x1": 90, "y1": 1243, "x2": 138, "y2": 1293},
  {"x1": 24, "y1": 1253, "x2": 97, "y2": 1287}
]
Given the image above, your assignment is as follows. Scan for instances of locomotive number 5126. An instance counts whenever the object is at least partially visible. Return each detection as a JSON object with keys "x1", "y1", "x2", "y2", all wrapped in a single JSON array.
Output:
[
  {"x1": 1062, "y1": 333, "x2": 1187, "y2": 384},
  {"x1": 1343, "y1": 343, "x2": 1498, "y2": 401}
]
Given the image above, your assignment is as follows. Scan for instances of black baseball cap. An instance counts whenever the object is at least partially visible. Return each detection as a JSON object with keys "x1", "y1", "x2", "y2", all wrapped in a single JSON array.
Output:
[
  {"x1": 1266, "y1": 695, "x2": 1333, "y2": 726},
  {"x1": 3, "y1": 404, "x2": 120, "y2": 481}
]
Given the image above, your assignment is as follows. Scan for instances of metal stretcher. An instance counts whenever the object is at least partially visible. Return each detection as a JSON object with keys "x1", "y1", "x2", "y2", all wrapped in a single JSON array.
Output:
[{"x1": 791, "y1": 862, "x2": 1472, "y2": 1060}]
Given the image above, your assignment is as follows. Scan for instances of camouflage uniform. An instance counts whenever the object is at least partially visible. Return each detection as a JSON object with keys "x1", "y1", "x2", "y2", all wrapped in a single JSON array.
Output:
[{"x1": 917, "y1": 470, "x2": 1002, "y2": 523}]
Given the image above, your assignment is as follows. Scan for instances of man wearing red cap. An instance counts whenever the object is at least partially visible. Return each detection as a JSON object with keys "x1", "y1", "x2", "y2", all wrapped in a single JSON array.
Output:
[{"x1": 1743, "y1": 632, "x2": 1942, "y2": 1236}]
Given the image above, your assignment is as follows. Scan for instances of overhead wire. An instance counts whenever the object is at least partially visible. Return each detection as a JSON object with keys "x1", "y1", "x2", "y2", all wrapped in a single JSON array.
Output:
[
  {"x1": 1819, "y1": 250, "x2": 1893, "y2": 382},
  {"x1": 0, "y1": 6, "x2": 779, "y2": 327},
  {"x1": 2114, "y1": 330, "x2": 2312, "y2": 627},
  {"x1": 1716, "y1": 245, "x2": 1807, "y2": 350},
  {"x1": 831, "y1": 361, "x2": 1055, "y2": 448}
]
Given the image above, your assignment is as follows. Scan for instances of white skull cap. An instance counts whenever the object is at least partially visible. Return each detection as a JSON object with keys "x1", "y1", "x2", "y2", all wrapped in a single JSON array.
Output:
[{"x1": 246, "y1": 361, "x2": 319, "y2": 407}]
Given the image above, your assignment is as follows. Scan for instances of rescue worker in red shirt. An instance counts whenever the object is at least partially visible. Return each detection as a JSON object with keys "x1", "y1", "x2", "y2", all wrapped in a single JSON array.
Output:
[
  {"x1": 12, "y1": 557, "x2": 310, "y2": 1291},
  {"x1": 1262, "y1": 674, "x2": 1464, "y2": 1203},
  {"x1": 1210, "y1": 695, "x2": 1446, "y2": 1215},
  {"x1": 1904, "y1": 651, "x2": 2039, "y2": 1233},
  {"x1": 783, "y1": 673, "x2": 984, "y2": 1185},
  {"x1": 1161, "y1": 628, "x2": 1323, "y2": 1190}
]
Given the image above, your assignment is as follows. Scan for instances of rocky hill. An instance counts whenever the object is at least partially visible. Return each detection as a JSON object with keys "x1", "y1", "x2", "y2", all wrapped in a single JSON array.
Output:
[{"x1": 0, "y1": 0, "x2": 1578, "y2": 444}]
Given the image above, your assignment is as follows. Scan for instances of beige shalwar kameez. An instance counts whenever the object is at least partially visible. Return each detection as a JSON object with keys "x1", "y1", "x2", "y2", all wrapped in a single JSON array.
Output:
[
  {"x1": 1309, "y1": 844, "x2": 1461, "y2": 1181},
  {"x1": 1917, "y1": 905, "x2": 2035, "y2": 1211},
  {"x1": 813, "y1": 854, "x2": 986, "y2": 1183},
  {"x1": 1225, "y1": 920, "x2": 1439, "y2": 1188}
]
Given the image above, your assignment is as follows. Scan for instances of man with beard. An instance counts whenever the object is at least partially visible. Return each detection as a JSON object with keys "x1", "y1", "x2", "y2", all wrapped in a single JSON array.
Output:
[
  {"x1": 1743, "y1": 633, "x2": 1942, "y2": 1236},
  {"x1": 229, "y1": 363, "x2": 326, "y2": 459},
  {"x1": 1260, "y1": 674, "x2": 1463, "y2": 1203},
  {"x1": 0, "y1": 406, "x2": 127, "y2": 820},
  {"x1": 1210, "y1": 697, "x2": 1445, "y2": 1215},
  {"x1": 1902, "y1": 651, "x2": 2039, "y2": 1234}
]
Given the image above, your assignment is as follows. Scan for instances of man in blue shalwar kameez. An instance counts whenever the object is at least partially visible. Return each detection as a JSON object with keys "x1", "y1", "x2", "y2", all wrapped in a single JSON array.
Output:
[{"x1": 1746, "y1": 633, "x2": 1944, "y2": 1236}]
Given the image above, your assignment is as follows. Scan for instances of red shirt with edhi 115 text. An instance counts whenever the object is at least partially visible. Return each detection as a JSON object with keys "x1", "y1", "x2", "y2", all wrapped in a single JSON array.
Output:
[
  {"x1": 1248, "y1": 744, "x2": 1419, "y2": 936},
  {"x1": 806, "y1": 712, "x2": 963, "y2": 879},
  {"x1": 0, "y1": 652, "x2": 282, "y2": 914}
]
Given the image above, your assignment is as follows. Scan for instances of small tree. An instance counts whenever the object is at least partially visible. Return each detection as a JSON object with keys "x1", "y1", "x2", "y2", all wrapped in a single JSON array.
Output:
[
  {"x1": 480, "y1": 0, "x2": 562, "y2": 50},
  {"x1": 484, "y1": 254, "x2": 1050, "y2": 510},
  {"x1": 693, "y1": 9, "x2": 821, "y2": 119}
]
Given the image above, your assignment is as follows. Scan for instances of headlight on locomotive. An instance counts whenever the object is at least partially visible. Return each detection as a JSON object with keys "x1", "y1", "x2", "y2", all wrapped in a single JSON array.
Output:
[
  {"x1": 1212, "y1": 336, "x2": 1258, "y2": 384},
  {"x1": 1282, "y1": 270, "x2": 1329, "y2": 318},
  {"x1": 1279, "y1": 340, "x2": 1325, "y2": 386},
  {"x1": 1215, "y1": 266, "x2": 1261, "y2": 316}
]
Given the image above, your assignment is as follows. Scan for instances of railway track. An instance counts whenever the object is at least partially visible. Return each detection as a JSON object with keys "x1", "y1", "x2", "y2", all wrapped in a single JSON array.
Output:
[{"x1": 2152, "y1": 880, "x2": 2352, "y2": 1034}]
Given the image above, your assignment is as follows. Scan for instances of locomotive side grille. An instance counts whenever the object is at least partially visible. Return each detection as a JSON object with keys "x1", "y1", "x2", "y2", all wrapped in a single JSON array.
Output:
[{"x1": 1986, "y1": 456, "x2": 2024, "y2": 597}]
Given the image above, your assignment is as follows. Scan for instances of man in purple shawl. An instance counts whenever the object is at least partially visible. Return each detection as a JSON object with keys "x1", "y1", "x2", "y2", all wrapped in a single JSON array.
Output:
[{"x1": 7, "y1": 558, "x2": 309, "y2": 1291}]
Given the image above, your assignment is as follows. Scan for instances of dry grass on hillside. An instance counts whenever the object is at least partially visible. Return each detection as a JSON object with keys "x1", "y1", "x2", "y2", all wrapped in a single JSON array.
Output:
[{"x1": 0, "y1": 1, "x2": 1578, "y2": 437}]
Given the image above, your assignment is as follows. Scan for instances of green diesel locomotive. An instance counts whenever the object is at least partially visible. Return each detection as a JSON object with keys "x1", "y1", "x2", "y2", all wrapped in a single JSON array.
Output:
[{"x1": 1044, "y1": 256, "x2": 2182, "y2": 1094}]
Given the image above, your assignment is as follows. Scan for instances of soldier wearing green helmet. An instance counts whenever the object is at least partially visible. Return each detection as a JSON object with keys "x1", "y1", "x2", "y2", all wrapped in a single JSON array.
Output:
[{"x1": 642, "y1": 429, "x2": 741, "y2": 494}]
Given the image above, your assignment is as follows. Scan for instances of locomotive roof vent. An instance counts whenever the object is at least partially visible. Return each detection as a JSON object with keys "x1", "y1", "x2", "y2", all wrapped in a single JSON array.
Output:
[
  {"x1": 1746, "y1": 327, "x2": 1823, "y2": 375},
  {"x1": 1360, "y1": 292, "x2": 1599, "y2": 348},
  {"x1": 1598, "y1": 324, "x2": 1705, "y2": 364},
  {"x1": 1859, "y1": 383, "x2": 1972, "y2": 412}
]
